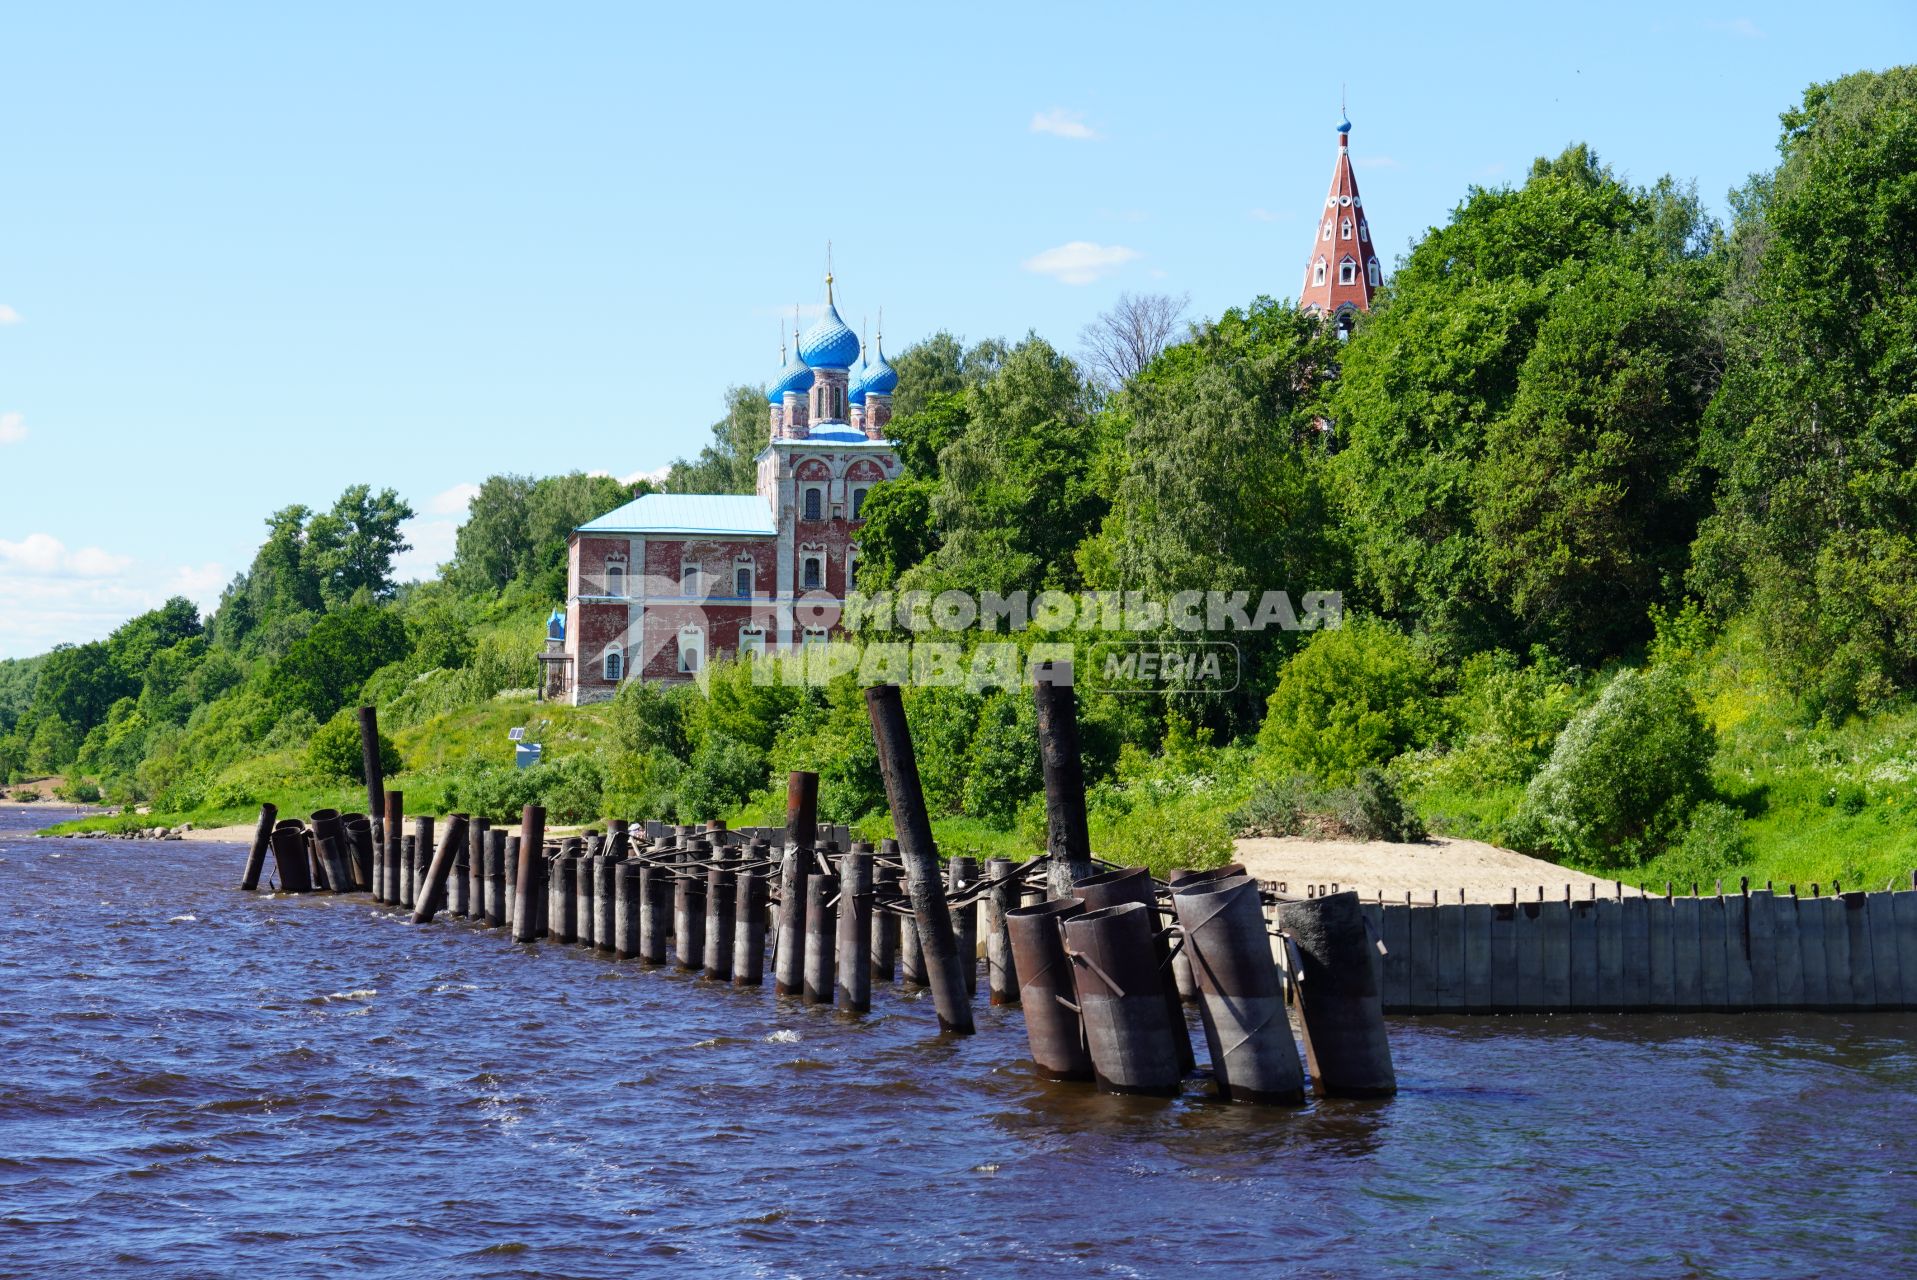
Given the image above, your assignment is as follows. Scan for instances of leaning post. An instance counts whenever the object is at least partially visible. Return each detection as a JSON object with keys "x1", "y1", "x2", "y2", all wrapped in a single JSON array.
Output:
[{"x1": 865, "y1": 684, "x2": 975, "y2": 1034}]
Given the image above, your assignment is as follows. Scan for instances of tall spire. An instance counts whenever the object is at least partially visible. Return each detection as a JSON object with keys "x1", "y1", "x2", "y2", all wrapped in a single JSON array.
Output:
[{"x1": 1297, "y1": 106, "x2": 1379, "y2": 332}]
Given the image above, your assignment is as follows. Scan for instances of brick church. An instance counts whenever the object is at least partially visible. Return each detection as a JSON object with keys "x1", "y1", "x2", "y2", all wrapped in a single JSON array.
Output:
[
  {"x1": 545, "y1": 273, "x2": 903, "y2": 703},
  {"x1": 543, "y1": 114, "x2": 1379, "y2": 703}
]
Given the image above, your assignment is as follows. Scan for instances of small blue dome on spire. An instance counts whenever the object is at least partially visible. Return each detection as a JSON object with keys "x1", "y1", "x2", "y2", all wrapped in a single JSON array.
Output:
[
  {"x1": 546, "y1": 607, "x2": 566, "y2": 641},
  {"x1": 767, "y1": 329, "x2": 814, "y2": 404},
  {"x1": 799, "y1": 273, "x2": 861, "y2": 369},
  {"x1": 1336, "y1": 111, "x2": 1351, "y2": 135},
  {"x1": 862, "y1": 332, "x2": 898, "y2": 397}
]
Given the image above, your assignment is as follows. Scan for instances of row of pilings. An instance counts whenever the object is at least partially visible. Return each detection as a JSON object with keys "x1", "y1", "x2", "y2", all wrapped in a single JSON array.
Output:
[{"x1": 237, "y1": 678, "x2": 1395, "y2": 1105}]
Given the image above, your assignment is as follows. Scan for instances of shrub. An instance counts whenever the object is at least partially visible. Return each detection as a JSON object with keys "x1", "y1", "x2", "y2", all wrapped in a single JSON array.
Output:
[
  {"x1": 679, "y1": 732, "x2": 769, "y2": 822},
  {"x1": 1513, "y1": 667, "x2": 1715, "y2": 868},
  {"x1": 1658, "y1": 800, "x2": 1750, "y2": 888},
  {"x1": 55, "y1": 779, "x2": 102, "y2": 803},
  {"x1": 448, "y1": 756, "x2": 605, "y2": 825},
  {"x1": 963, "y1": 692, "x2": 1041, "y2": 827},
  {"x1": 304, "y1": 709, "x2": 402, "y2": 783},
  {"x1": 1231, "y1": 769, "x2": 1425, "y2": 843},
  {"x1": 1256, "y1": 619, "x2": 1444, "y2": 783}
]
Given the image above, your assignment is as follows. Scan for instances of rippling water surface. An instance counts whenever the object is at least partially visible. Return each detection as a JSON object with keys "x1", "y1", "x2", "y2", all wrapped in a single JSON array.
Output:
[{"x1": 2, "y1": 804, "x2": 1912, "y2": 1278}]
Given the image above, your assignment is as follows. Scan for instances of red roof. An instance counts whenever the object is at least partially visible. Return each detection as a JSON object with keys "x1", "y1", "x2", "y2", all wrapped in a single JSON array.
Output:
[{"x1": 1298, "y1": 120, "x2": 1379, "y2": 319}]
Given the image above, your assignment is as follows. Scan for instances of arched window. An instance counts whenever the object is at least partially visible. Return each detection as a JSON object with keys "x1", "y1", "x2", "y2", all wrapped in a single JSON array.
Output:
[
  {"x1": 1339, "y1": 257, "x2": 1357, "y2": 286},
  {"x1": 604, "y1": 563, "x2": 625, "y2": 598},
  {"x1": 802, "y1": 626, "x2": 828, "y2": 650},
  {"x1": 681, "y1": 560, "x2": 702, "y2": 597},
  {"x1": 738, "y1": 627, "x2": 766, "y2": 660},
  {"x1": 733, "y1": 559, "x2": 754, "y2": 598},
  {"x1": 1312, "y1": 258, "x2": 1326, "y2": 286},
  {"x1": 677, "y1": 626, "x2": 703, "y2": 674},
  {"x1": 802, "y1": 486, "x2": 824, "y2": 521},
  {"x1": 1341, "y1": 217, "x2": 1352, "y2": 240},
  {"x1": 846, "y1": 548, "x2": 858, "y2": 590},
  {"x1": 603, "y1": 644, "x2": 623, "y2": 682},
  {"x1": 802, "y1": 554, "x2": 824, "y2": 591},
  {"x1": 1359, "y1": 221, "x2": 1369, "y2": 242},
  {"x1": 1367, "y1": 257, "x2": 1381, "y2": 287},
  {"x1": 850, "y1": 486, "x2": 869, "y2": 519},
  {"x1": 1321, "y1": 221, "x2": 1332, "y2": 241}
]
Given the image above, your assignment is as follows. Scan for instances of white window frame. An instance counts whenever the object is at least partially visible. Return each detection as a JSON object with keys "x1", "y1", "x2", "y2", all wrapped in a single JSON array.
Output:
[
  {"x1": 801, "y1": 553, "x2": 824, "y2": 591},
  {"x1": 1321, "y1": 221, "x2": 1332, "y2": 241},
  {"x1": 802, "y1": 484, "x2": 825, "y2": 521},
  {"x1": 681, "y1": 560, "x2": 702, "y2": 597},
  {"x1": 1339, "y1": 257, "x2": 1357, "y2": 286},
  {"x1": 802, "y1": 626, "x2": 828, "y2": 650},
  {"x1": 1341, "y1": 217, "x2": 1352, "y2": 240},
  {"x1": 733, "y1": 558, "x2": 754, "y2": 598},
  {"x1": 845, "y1": 547, "x2": 858, "y2": 590},
  {"x1": 1312, "y1": 258, "x2": 1326, "y2": 286},
  {"x1": 677, "y1": 625, "x2": 704, "y2": 674},
  {"x1": 1367, "y1": 257, "x2": 1381, "y2": 287},
  {"x1": 603, "y1": 644, "x2": 624, "y2": 682},
  {"x1": 604, "y1": 562, "x2": 626, "y2": 598},
  {"x1": 1360, "y1": 221, "x2": 1369, "y2": 242},
  {"x1": 738, "y1": 626, "x2": 767, "y2": 660},
  {"x1": 850, "y1": 486, "x2": 869, "y2": 519}
]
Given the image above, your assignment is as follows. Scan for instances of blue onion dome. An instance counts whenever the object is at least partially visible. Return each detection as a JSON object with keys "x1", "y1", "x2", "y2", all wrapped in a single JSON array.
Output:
[
  {"x1": 767, "y1": 334, "x2": 814, "y2": 403},
  {"x1": 1336, "y1": 111, "x2": 1351, "y2": 135},
  {"x1": 546, "y1": 607, "x2": 566, "y2": 640},
  {"x1": 849, "y1": 337, "x2": 870, "y2": 405},
  {"x1": 799, "y1": 274, "x2": 862, "y2": 369},
  {"x1": 862, "y1": 333, "x2": 899, "y2": 396}
]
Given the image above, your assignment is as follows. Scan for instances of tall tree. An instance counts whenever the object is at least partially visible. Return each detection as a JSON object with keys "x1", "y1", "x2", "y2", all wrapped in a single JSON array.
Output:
[
  {"x1": 1691, "y1": 67, "x2": 1917, "y2": 714},
  {"x1": 664, "y1": 386, "x2": 766, "y2": 495},
  {"x1": 307, "y1": 485, "x2": 415, "y2": 606},
  {"x1": 1079, "y1": 291, "x2": 1190, "y2": 389},
  {"x1": 1331, "y1": 145, "x2": 1721, "y2": 664},
  {"x1": 449, "y1": 473, "x2": 537, "y2": 594}
]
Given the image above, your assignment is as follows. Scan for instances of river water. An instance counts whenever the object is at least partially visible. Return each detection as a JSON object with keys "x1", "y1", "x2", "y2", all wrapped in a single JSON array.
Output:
[{"x1": 2, "y1": 803, "x2": 1912, "y2": 1279}]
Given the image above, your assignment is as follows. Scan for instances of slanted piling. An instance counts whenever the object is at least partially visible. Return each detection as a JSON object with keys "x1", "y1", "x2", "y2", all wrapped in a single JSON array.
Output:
[
  {"x1": 1277, "y1": 890, "x2": 1396, "y2": 1097},
  {"x1": 1007, "y1": 897, "x2": 1092, "y2": 1080},
  {"x1": 1072, "y1": 866, "x2": 1193, "y2": 1073},
  {"x1": 268, "y1": 824, "x2": 312, "y2": 892},
  {"x1": 411, "y1": 813, "x2": 470, "y2": 925},
  {"x1": 1172, "y1": 874, "x2": 1304, "y2": 1104},
  {"x1": 866, "y1": 684, "x2": 974, "y2": 1034},
  {"x1": 239, "y1": 803, "x2": 278, "y2": 891},
  {"x1": 1064, "y1": 901, "x2": 1181, "y2": 1096}
]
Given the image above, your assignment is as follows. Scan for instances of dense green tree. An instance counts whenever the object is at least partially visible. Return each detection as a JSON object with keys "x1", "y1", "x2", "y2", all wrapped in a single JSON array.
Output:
[
  {"x1": 851, "y1": 475, "x2": 937, "y2": 593},
  {"x1": 663, "y1": 386, "x2": 766, "y2": 495},
  {"x1": 307, "y1": 485, "x2": 415, "y2": 605},
  {"x1": 522, "y1": 472, "x2": 636, "y2": 600},
  {"x1": 271, "y1": 606, "x2": 410, "y2": 723},
  {"x1": 449, "y1": 474, "x2": 536, "y2": 593},
  {"x1": 35, "y1": 642, "x2": 135, "y2": 734},
  {"x1": 107, "y1": 598, "x2": 202, "y2": 682},
  {"x1": 1081, "y1": 298, "x2": 1343, "y2": 732},
  {"x1": 1691, "y1": 68, "x2": 1917, "y2": 714},
  {"x1": 912, "y1": 336, "x2": 1102, "y2": 596},
  {"x1": 888, "y1": 331, "x2": 1007, "y2": 421},
  {"x1": 1331, "y1": 145, "x2": 1721, "y2": 663}
]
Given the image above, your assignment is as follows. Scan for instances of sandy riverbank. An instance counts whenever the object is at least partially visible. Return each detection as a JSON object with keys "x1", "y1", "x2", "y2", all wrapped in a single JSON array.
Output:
[{"x1": 1233, "y1": 834, "x2": 1650, "y2": 903}]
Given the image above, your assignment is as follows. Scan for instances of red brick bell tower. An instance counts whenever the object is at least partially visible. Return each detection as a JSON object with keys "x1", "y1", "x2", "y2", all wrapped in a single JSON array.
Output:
[{"x1": 1298, "y1": 112, "x2": 1381, "y2": 336}]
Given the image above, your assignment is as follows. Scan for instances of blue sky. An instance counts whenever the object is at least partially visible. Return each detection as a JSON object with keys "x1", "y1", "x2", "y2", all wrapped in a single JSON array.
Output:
[{"x1": 1, "y1": 1, "x2": 1909, "y2": 657}]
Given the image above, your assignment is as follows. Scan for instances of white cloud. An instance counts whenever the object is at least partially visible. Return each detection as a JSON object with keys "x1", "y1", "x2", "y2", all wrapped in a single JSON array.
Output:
[
  {"x1": 391, "y1": 517, "x2": 459, "y2": 584},
  {"x1": 0, "y1": 536, "x2": 226, "y2": 656},
  {"x1": 0, "y1": 305, "x2": 20, "y2": 325},
  {"x1": 0, "y1": 412, "x2": 25, "y2": 445},
  {"x1": 1031, "y1": 108, "x2": 1098, "y2": 141},
  {"x1": 1021, "y1": 241, "x2": 1141, "y2": 286},
  {"x1": 622, "y1": 465, "x2": 671, "y2": 487},
  {"x1": 426, "y1": 482, "x2": 481, "y2": 516}
]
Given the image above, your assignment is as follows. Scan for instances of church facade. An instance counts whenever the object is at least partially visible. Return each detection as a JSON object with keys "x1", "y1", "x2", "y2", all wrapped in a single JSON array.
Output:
[
  {"x1": 545, "y1": 274, "x2": 903, "y2": 704},
  {"x1": 543, "y1": 114, "x2": 1381, "y2": 703}
]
